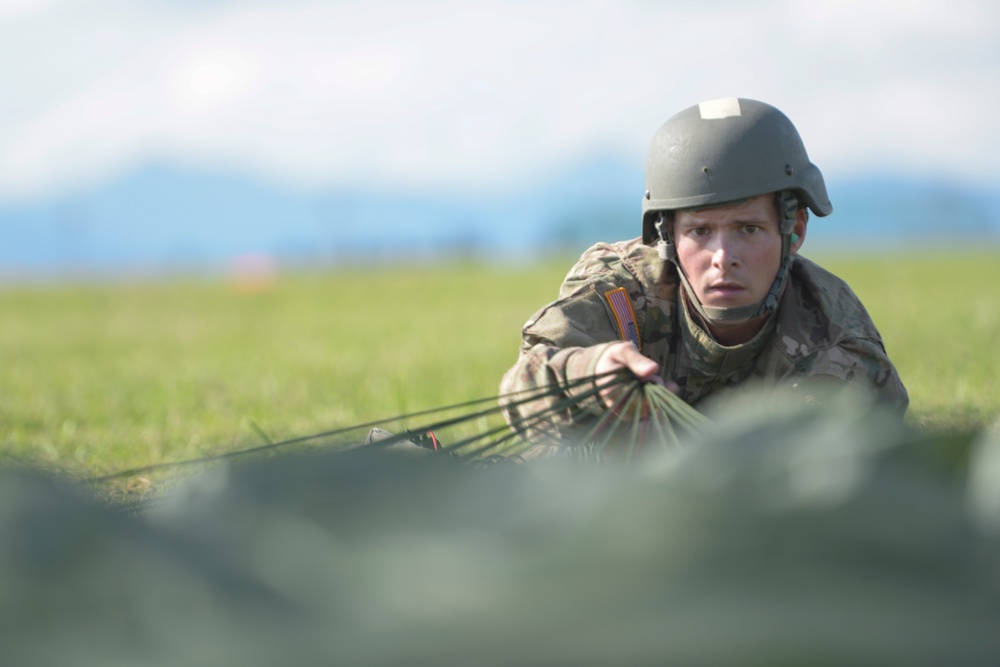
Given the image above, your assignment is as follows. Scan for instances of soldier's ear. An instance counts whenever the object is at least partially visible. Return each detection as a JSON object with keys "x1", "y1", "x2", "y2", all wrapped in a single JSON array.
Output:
[{"x1": 790, "y1": 210, "x2": 808, "y2": 254}]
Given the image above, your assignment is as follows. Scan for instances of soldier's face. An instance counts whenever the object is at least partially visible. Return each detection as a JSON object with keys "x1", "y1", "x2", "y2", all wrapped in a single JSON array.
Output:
[{"x1": 672, "y1": 195, "x2": 783, "y2": 310}]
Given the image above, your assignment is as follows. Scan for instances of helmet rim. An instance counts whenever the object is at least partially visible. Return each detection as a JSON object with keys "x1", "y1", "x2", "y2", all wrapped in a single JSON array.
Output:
[{"x1": 640, "y1": 98, "x2": 831, "y2": 245}]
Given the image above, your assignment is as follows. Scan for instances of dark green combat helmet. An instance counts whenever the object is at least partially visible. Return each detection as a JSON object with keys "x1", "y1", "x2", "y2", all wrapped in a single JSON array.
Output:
[{"x1": 641, "y1": 98, "x2": 832, "y2": 245}]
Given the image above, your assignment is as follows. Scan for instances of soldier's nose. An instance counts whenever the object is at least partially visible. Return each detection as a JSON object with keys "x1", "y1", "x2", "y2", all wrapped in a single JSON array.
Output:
[{"x1": 711, "y1": 238, "x2": 739, "y2": 268}]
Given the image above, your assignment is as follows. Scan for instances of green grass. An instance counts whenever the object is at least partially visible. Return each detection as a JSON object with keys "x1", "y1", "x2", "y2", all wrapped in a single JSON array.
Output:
[
  {"x1": 0, "y1": 261, "x2": 569, "y2": 476},
  {"x1": 1, "y1": 252, "x2": 997, "y2": 478}
]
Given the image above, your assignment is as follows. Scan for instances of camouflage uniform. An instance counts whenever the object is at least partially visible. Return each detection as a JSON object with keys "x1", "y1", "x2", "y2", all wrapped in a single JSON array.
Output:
[{"x1": 500, "y1": 238, "x2": 908, "y2": 446}]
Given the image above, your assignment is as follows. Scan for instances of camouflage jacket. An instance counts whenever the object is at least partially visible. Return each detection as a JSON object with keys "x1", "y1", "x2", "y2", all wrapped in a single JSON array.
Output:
[{"x1": 500, "y1": 237, "x2": 909, "y2": 445}]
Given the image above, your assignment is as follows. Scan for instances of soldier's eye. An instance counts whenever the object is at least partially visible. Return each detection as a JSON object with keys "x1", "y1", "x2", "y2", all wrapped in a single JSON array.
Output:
[
  {"x1": 744, "y1": 225, "x2": 760, "y2": 234},
  {"x1": 689, "y1": 227, "x2": 708, "y2": 237}
]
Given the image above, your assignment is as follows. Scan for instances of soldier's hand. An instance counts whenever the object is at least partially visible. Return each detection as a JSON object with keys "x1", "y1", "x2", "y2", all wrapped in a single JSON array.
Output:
[{"x1": 594, "y1": 342, "x2": 671, "y2": 410}]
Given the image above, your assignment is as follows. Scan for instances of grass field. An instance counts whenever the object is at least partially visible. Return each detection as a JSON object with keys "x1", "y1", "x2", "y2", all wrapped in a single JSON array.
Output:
[{"x1": 2, "y1": 251, "x2": 998, "y2": 478}]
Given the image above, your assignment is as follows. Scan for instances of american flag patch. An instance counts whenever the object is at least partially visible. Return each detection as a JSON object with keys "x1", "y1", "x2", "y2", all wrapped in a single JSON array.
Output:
[{"x1": 604, "y1": 287, "x2": 641, "y2": 351}]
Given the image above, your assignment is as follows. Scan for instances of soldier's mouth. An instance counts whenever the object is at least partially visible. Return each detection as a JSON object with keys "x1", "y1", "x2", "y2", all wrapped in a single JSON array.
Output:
[{"x1": 707, "y1": 283, "x2": 746, "y2": 296}]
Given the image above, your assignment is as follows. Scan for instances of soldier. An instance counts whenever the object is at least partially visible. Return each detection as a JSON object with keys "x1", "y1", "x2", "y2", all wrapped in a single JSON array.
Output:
[{"x1": 500, "y1": 98, "x2": 908, "y2": 447}]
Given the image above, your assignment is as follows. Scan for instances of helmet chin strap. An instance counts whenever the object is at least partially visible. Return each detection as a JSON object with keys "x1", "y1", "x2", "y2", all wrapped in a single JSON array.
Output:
[{"x1": 656, "y1": 190, "x2": 799, "y2": 327}]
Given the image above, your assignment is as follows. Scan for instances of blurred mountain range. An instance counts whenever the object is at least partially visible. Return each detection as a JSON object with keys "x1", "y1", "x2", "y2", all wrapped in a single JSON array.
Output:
[{"x1": 1, "y1": 156, "x2": 998, "y2": 277}]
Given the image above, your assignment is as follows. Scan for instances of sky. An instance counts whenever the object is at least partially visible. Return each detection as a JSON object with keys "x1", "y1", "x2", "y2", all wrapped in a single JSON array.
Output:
[{"x1": 1, "y1": 0, "x2": 998, "y2": 203}]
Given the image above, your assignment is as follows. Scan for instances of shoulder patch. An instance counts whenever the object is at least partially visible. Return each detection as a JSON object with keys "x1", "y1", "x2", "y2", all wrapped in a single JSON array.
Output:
[{"x1": 604, "y1": 287, "x2": 641, "y2": 352}]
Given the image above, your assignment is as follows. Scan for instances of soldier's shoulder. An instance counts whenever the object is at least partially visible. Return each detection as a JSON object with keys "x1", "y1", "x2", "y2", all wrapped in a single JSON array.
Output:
[
  {"x1": 792, "y1": 256, "x2": 876, "y2": 321},
  {"x1": 565, "y1": 237, "x2": 660, "y2": 290},
  {"x1": 779, "y1": 255, "x2": 884, "y2": 354},
  {"x1": 773, "y1": 257, "x2": 906, "y2": 409}
]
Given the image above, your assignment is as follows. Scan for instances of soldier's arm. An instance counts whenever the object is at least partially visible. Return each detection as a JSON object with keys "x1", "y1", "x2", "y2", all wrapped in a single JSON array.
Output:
[
  {"x1": 499, "y1": 243, "x2": 667, "y2": 447},
  {"x1": 795, "y1": 337, "x2": 909, "y2": 414},
  {"x1": 498, "y1": 281, "x2": 619, "y2": 447},
  {"x1": 499, "y1": 338, "x2": 616, "y2": 447},
  {"x1": 500, "y1": 336, "x2": 662, "y2": 439}
]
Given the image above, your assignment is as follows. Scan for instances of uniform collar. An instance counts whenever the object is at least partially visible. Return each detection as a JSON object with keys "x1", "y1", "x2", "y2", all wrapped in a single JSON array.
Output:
[{"x1": 677, "y1": 287, "x2": 778, "y2": 378}]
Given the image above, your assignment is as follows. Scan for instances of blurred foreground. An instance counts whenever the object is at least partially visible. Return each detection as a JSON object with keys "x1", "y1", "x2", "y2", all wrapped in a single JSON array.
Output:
[{"x1": 2, "y1": 389, "x2": 999, "y2": 665}]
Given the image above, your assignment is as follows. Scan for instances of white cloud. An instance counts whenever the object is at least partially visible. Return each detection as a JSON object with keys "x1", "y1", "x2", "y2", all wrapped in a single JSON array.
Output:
[{"x1": 0, "y1": 0, "x2": 997, "y2": 200}]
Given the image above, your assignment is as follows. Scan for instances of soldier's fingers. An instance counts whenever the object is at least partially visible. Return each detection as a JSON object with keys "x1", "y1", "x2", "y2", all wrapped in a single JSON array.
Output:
[
  {"x1": 596, "y1": 343, "x2": 660, "y2": 381},
  {"x1": 619, "y1": 346, "x2": 660, "y2": 381},
  {"x1": 595, "y1": 343, "x2": 662, "y2": 409},
  {"x1": 594, "y1": 342, "x2": 630, "y2": 378}
]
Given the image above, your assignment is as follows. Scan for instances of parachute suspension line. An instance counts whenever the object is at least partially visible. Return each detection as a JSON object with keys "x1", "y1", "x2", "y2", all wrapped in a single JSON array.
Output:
[
  {"x1": 560, "y1": 380, "x2": 709, "y2": 461},
  {"x1": 434, "y1": 375, "x2": 710, "y2": 463},
  {"x1": 572, "y1": 380, "x2": 642, "y2": 452},
  {"x1": 364, "y1": 369, "x2": 631, "y2": 461},
  {"x1": 368, "y1": 370, "x2": 631, "y2": 457},
  {"x1": 441, "y1": 374, "x2": 630, "y2": 460},
  {"x1": 92, "y1": 370, "x2": 712, "y2": 485},
  {"x1": 90, "y1": 369, "x2": 631, "y2": 482}
]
